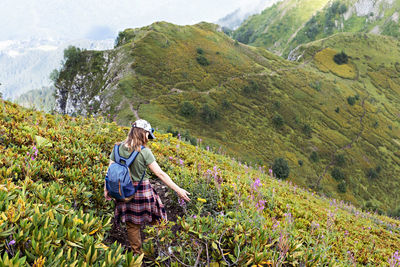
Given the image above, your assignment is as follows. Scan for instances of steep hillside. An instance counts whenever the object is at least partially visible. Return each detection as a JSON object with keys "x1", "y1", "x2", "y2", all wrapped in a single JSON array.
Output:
[
  {"x1": 1, "y1": 100, "x2": 400, "y2": 265},
  {"x1": 233, "y1": 0, "x2": 400, "y2": 57},
  {"x1": 52, "y1": 22, "x2": 400, "y2": 215}
]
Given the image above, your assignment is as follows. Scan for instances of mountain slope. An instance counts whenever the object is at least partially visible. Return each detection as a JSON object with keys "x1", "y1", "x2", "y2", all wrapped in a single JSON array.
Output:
[
  {"x1": 53, "y1": 22, "x2": 400, "y2": 215},
  {"x1": 233, "y1": 0, "x2": 400, "y2": 57},
  {"x1": 1, "y1": 100, "x2": 400, "y2": 265}
]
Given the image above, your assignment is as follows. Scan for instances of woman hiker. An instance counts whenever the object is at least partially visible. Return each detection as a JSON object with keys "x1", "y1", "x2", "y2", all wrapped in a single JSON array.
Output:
[{"x1": 104, "y1": 119, "x2": 191, "y2": 254}]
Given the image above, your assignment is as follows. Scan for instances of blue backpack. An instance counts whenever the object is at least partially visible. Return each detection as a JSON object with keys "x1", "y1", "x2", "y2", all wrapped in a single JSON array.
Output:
[{"x1": 105, "y1": 144, "x2": 146, "y2": 201}]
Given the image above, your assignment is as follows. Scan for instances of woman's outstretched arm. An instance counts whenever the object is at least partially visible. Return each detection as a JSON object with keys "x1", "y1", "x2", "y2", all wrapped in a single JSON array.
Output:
[{"x1": 148, "y1": 161, "x2": 191, "y2": 202}]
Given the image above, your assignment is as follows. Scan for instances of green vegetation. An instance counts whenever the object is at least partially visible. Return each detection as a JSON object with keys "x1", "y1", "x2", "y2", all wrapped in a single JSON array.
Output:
[
  {"x1": 338, "y1": 181, "x2": 347, "y2": 193},
  {"x1": 53, "y1": 22, "x2": 400, "y2": 215},
  {"x1": 201, "y1": 104, "x2": 218, "y2": 123},
  {"x1": 232, "y1": 0, "x2": 400, "y2": 56},
  {"x1": 302, "y1": 123, "x2": 312, "y2": 137},
  {"x1": 331, "y1": 167, "x2": 345, "y2": 181},
  {"x1": 1, "y1": 100, "x2": 399, "y2": 265},
  {"x1": 272, "y1": 114, "x2": 284, "y2": 128},
  {"x1": 335, "y1": 154, "x2": 346, "y2": 166},
  {"x1": 272, "y1": 157, "x2": 290, "y2": 179},
  {"x1": 366, "y1": 166, "x2": 381, "y2": 179},
  {"x1": 334, "y1": 51, "x2": 349, "y2": 65},
  {"x1": 347, "y1": 96, "x2": 357, "y2": 106},
  {"x1": 196, "y1": 55, "x2": 210, "y2": 66},
  {"x1": 310, "y1": 151, "x2": 319, "y2": 163},
  {"x1": 179, "y1": 101, "x2": 197, "y2": 118}
]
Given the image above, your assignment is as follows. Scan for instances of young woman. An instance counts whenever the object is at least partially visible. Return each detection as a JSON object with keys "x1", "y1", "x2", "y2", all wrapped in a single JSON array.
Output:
[{"x1": 104, "y1": 119, "x2": 191, "y2": 254}]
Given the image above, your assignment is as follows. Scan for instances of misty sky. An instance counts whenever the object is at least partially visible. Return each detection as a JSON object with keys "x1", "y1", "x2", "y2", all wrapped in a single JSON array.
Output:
[{"x1": 0, "y1": 0, "x2": 268, "y2": 41}]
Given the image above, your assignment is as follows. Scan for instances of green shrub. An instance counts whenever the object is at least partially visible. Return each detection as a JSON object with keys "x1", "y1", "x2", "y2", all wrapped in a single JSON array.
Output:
[
  {"x1": 302, "y1": 124, "x2": 312, "y2": 137},
  {"x1": 196, "y1": 48, "x2": 204, "y2": 54},
  {"x1": 201, "y1": 104, "x2": 218, "y2": 123},
  {"x1": 338, "y1": 4, "x2": 348, "y2": 14},
  {"x1": 222, "y1": 99, "x2": 231, "y2": 109},
  {"x1": 347, "y1": 96, "x2": 356, "y2": 106},
  {"x1": 272, "y1": 157, "x2": 290, "y2": 179},
  {"x1": 272, "y1": 114, "x2": 284, "y2": 128},
  {"x1": 335, "y1": 154, "x2": 346, "y2": 166},
  {"x1": 196, "y1": 55, "x2": 210, "y2": 66},
  {"x1": 179, "y1": 101, "x2": 197, "y2": 117},
  {"x1": 310, "y1": 151, "x2": 319, "y2": 162},
  {"x1": 337, "y1": 181, "x2": 346, "y2": 193},
  {"x1": 331, "y1": 167, "x2": 345, "y2": 181},
  {"x1": 243, "y1": 80, "x2": 259, "y2": 94},
  {"x1": 334, "y1": 51, "x2": 348, "y2": 65},
  {"x1": 309, "y1": 81, "x2": 321, "y2": 91},
  {"x1": 366, "y1": 168, "x2": 379, "y2": 179}
]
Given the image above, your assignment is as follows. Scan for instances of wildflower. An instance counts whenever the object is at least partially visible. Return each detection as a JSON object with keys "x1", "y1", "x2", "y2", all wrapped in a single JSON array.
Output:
[
  {"x1": 388, "y1": 251, "x2": 400, "y2": 266},
  {"x1": 8, "y1": 240, "x2": 16, "y2": 246},
  {"x1": 255, "y1": 200, "x2": 266, "y2": 211},
  {"x1": 73, "y1": 218, "x2": 84, "y2": 225},
  {"x1": 169, "y1": 156, "x2": 173, "y2": 160},
  {"x1": 179, "y1": 159, "x2": 184, "y2": 166},
  {"x1": 178, "y1": 198, "x2": 186, "y2": 207},
  {"x1": 206, "y1": 146, "x2": 209, "y2": 151},
  {"x1": 192, "y1": 215, "x2": 197, "y2": 219},
  {"x1": 252, "y1": 178, "x2": 261, "y2": 190},
  {"x1": 197, "y1": 198, "x2": 207, "y2": 203}
]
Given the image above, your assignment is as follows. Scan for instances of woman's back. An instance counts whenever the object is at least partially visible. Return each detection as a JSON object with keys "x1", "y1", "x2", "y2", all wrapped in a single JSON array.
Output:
[{"x1": 110, "y1": 143, "x2": 155, "y2": 182}]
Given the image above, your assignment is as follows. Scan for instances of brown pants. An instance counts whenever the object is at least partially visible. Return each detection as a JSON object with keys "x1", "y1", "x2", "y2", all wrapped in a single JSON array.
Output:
[{"x1": 126, "y1": 220, "x2": 159, "y2": 255}]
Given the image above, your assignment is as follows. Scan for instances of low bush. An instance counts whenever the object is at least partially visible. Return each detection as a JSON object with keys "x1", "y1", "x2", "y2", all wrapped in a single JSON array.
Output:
[
  {"x1": 334, "y1": 51, "x2": 348, "y2": 65},
  {"x1": 179, "y1": 101, "x2": 197, "y2": 118},
  {"x1": 331, "y1": 167, "x2": 345, "y2": 181},
  {"x1": 310, "y1": 151, "x2": 319, "y2": 162},
  {"x1": 347, "y1": 96, "x2": 356, "y2": 106},
  {"x1": 196, "y1": 55, "x2": 210, "y2": 66},
  {"x1": 272, "y1": 157, "x2": 290, "y2": 179},
  {"x1": 201, "y1": 104, "x2": 219, "y2": 123},
  {"x1": 334, "y1": 154, "x2": 346, "y2": 166},
  {"x1": 272, "y1": 114, "x2": 284, "y2": 128},
  {"x1": 338, "y1": 181, "x2": 346, "y2": 193}
]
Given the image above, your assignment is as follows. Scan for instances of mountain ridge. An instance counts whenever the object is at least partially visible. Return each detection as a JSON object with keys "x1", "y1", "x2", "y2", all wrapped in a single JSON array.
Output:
[{"x1": 52, "y1": 21, "x2": 400, "y2": 215}]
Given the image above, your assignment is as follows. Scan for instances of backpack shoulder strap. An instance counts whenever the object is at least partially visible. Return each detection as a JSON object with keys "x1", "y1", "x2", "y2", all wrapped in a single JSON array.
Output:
[
  {"x1": 125, "y1": 145, "x2": 146, "y2": 167},
  {"x1": 114, "y1": 144, "x2": 122, "y2": 164}
]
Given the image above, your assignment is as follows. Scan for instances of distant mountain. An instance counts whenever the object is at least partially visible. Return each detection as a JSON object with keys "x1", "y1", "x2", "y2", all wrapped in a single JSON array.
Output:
[
  {"x1": 216, "y1": 0, "x2": 278, "y2": 30},
  {"x1": 52, "y1": 21, "x2": 400, "y2": 214},
  {"x1": 15, "y1": 86, "x2": 55, "y2": 113},
  {"x1": 233, "y1": 0, "x2": 400, "y2": 57},
  {"x1": 0, "y1": 38, "x2": 114, "y2": 100}
]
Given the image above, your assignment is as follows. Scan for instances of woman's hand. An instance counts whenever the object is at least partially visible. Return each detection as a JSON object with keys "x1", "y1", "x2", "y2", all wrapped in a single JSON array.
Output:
[
  {"x1": 148, "y1": 161, "x2": 191, "y2": 201},
  {"x1": 176, "y1": 187, "x2": 191, "y2": 202},
  {"x1": 104, "y1": 188, "x2": 112, "y2": 201}
]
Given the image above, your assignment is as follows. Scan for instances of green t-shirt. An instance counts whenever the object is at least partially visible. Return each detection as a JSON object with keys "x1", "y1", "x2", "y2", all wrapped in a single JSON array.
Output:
[{"x1": 110, "y1": 143, "x2": 156, "y2": 182}]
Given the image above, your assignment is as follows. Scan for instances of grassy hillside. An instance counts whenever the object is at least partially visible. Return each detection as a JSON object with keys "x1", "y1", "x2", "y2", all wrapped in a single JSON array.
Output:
[
  {"x1": 233, "y1": 0, "x2": 400, "y2": 57},
  {"x1": 1, "y1": 100, "x2": 400, "y2": 265},
  {"x1": 53, "y1": 22, "x2": 400, "y2": 215}
]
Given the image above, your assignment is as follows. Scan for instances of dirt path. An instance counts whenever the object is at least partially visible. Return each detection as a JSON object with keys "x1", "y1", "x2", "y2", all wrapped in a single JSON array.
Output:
[
  {"x1": 127, "y1": 100, "x2": 140, "y2": 120},
  {"x1": 315, "y1": 92, "x2": 370, "y2": 188}
]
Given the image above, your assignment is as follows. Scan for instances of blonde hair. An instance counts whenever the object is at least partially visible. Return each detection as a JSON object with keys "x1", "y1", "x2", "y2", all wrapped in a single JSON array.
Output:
[{"x1": 121, "y1": 127, "x2": 148, "y2": 152}]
